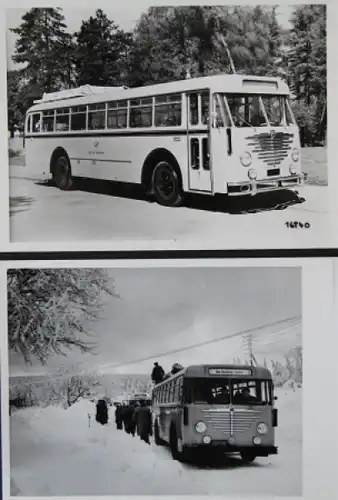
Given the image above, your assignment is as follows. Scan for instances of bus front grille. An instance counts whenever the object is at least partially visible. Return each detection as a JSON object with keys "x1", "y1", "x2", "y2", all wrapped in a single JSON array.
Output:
[
  {"x1": 246, "y1": 132, "x2": 294, "y2": 167},
  {"x1": 202, "y1": 409, "x2": 263, "y2": 434},
  {"x1": 233, "y1": 409, "x2": 262, "y2": 432},
  {"x1": 202, "y1": 410, "x2": 231, "y2": 433}
]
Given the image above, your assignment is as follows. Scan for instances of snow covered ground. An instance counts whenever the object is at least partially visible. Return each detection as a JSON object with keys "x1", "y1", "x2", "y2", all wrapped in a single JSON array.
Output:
[
  {"x1": 10, "y1": 386, "x2": 302, "y2": 496},
  {"x1": 9, "y1": 163, "x2": 338, "y2": 250}
]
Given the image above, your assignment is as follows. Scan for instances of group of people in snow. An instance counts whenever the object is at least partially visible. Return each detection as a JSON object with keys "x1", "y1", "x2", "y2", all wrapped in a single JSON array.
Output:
[
  {"x1": 115, "y1": 399, "x2": 153, "y2": 444},
  {"x1": 95, "y1": 361, "x2": 184, "y2": 444}
]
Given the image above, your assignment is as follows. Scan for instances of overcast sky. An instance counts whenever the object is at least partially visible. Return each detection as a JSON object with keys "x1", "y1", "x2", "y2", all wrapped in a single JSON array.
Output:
[
  {"x1": 9, "y1": 266, "x2": 301, "y2": 377},
  {"x1": 6, "y1": 4, "x2": 293, "y2": 71}
]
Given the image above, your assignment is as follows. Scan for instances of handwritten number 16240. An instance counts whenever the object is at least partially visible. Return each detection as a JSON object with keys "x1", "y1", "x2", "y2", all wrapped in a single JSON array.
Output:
[{"x1": 285, "y1": 221, "x2": 311, "y2": 229}]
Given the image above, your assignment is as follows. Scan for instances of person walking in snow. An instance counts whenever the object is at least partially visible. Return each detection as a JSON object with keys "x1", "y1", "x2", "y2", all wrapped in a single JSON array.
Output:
[
  {"x1": 115, "y1": 404, "x2": 123, "y2": 430},
  {"x1": 133, "y1": 399, "x2": 153, "y2": 444},
  {"x1": 151, "y1": 362, "x2": 165, "y2": 385},
  {"x1": 96, "y1": 399, "x2": 108, "y2": 425},
  {"x1": 123, "y1": 403, "x2": 137, "y2": 436}
]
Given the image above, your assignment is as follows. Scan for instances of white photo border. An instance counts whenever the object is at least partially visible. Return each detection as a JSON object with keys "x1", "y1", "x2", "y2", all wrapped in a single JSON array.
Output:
[
  {"x1": 0, "y1": 0, "x2": 337, "y2": 252},
  {"x1": 0, "y1": 257, "x2": 337, "y2": 500}
]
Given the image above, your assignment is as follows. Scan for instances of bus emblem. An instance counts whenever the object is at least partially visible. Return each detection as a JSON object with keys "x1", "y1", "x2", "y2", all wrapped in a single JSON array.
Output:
[
  {"x1": 93, "y1": 140, "x2": 99, "y2": 148},
  {"x1": 270, "y1": 130, "x2": 276, "y2": 139}
]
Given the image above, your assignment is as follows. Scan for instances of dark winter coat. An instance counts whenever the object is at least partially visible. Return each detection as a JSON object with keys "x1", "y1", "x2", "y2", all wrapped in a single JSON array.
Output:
[
  {"x1": 96, "y1": 399, "x2": 108, "y2": 425},
  {"x1": 151, "y1": 365, "x2": 165, "y2": 384},
  {"x1": 133, "y1": 405, "x2": 152, "y2": 437},
  {"x1": 123, "y1": 405, "x2": 136, "y2": 434}
]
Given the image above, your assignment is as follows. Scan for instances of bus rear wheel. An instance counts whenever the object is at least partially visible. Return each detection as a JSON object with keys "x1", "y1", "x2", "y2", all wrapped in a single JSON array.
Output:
[
  {"x1": 154, "y1": 421, "x2": 165, "y2": 446},
  {"x1": 53, "y1": 155, "x2": 73, "y2": 190},
  {"x1": 240, "y1": 452, "x2": 256, "y2": 464},
  {"x1": 152, "y1": 161, "x2": 184, "y2": 207}
]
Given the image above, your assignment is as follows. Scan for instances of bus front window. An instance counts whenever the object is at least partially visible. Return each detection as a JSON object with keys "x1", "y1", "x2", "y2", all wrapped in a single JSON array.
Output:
[
  {"x1": 221, "y1": 94, "x2": 294, "y2": 128},
  {"x1": 184, "y1": 378, "x2": 272, "y2": 405},
  {"x1": 225, "y1": 95, "x2": 267, "y2": 127}
]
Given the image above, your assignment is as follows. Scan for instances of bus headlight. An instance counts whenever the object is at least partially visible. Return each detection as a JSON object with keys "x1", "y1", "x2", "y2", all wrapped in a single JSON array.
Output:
[
  {"x1": 291, "y1": 148, "x2": 300, "y2": 162},
  {"x1": 289, "y1": 165, "x2": 297, "y2": 175},
  {"x1": 253, "y1": 436, "x2": 262, "y2": 445},
  {"x1": 240, "y1": 151, "x2": 252, "y2": 167},
  {"x1": 202, "y1": 435, "x2": 211, "y2": 444},
  {"x1": 257, "y1": 423, "x2": 268, "y2": 435},
  {"x1": 195, "y1": 421, "x2": 207, "y2": 433},
  {"x1": 248, "y1": 168, "x2": 257, "y2": 180}
]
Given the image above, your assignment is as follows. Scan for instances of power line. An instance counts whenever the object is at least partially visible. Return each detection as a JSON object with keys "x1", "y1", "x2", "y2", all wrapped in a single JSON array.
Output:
[{"x1": 102, "y1": 316, "x2": 301, "y2": 370}]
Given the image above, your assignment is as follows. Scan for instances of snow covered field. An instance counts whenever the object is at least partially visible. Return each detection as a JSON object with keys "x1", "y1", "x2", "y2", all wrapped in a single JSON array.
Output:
[{"x1": 10, "y1": 386, "x2": 302, "y2": 496}]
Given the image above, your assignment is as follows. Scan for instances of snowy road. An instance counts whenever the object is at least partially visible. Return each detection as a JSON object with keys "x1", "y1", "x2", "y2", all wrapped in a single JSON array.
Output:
[
  {"x1": 10, "y1": 387, "x2": 302, "y2": 496},
  {"x1": 9, "y1": 166, "x2": 336, "y2": 248}
]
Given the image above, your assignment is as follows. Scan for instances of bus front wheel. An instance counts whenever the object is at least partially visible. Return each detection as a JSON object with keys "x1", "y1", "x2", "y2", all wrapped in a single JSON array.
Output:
[
  {"x1": 152, "y1": 161, "x2": 184, "y2": 207},
  {"x1": 53, "y1": 155, "x2": 73, "y2": 190},
  {"x1": 240, "y1": 452, "x2": 256, "y2": 464},
  {"x1": 170, "y1": 427, "x2": 189, "y2": 462}
]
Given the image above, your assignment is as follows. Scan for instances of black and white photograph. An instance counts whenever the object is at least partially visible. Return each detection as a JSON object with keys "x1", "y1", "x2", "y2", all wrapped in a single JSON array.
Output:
[
  {"x1": 5, "y1": 2, "x2": 333, "y2": 250},
  {"x1": 6, "y1": 264, "x2": 302, "y2": 496}
]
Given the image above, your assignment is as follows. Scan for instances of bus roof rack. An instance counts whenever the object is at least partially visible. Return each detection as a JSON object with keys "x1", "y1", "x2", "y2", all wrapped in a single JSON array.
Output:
[{"x1": 33, "y1": 84, "x2": 130, "y2": 104}]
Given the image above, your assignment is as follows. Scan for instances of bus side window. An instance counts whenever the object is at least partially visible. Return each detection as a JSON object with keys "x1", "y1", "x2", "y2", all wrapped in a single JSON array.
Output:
[
  {"x1": 190, "y1": 138, "x2": 200, "y2": 170},
  {"x1": 202, "y1": 137, "x2": 210, "y2": 170},
  {"x1": 173, "y1": 380, "x2": 178, "y2": 403},
  {"x1": 88, "y1": 103, "x2": 106, "y2": 130},
  {"x1": 169, "y1": 381, "x2": 174, "y2": 403},
  {"x1": 155, "y1": 94, "x2": 182, "y2": 127},
  {"x1": 178, "y1": 378, "x2": 183, "y2": 402},
  {"x1": 107, "y1": 100, "x2": 128, "y2": 129},
  {"x1": 130, "y1": 98, "x2": 153, "y2": 128},
  {"x1": 71, "y1": 106, "x2": 86, "y2": 131},
  {"x1": 189, "y1": 94, "x2": 198, "y2": 125},
  {"x1": 201, "y1": 91, "x2": 209, "y2": 125},
  {"x1": 32, "y1": 113, "x2": 41, "y2": 133},
  {"x1": 42, "y1": 110, "x2": 55, "y2": 132},
  {"x1": 55, "y1": 108, "x2": 70, "y2": 132}
]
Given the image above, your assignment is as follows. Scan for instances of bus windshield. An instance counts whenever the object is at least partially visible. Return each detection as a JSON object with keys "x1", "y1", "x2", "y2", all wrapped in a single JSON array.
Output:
[
  {"x1": 219, "y1": 93, "x2": 295, "y2": 128},
  {"x1": 184, "y1": 377, "x2": 272, "y2": 406}
]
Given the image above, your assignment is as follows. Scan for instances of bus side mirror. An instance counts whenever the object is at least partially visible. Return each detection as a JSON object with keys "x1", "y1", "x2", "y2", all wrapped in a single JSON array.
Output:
[{"x1": 272, "y1": 408, "x2": 278, "y2": 427}]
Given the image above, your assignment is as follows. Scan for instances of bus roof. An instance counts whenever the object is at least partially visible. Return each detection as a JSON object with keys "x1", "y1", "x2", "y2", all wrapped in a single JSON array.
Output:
[
  {"x1": 155, "y1": 364, "x2": 272, "y2": 386},
  {"x1": 28, "y1": 73, "x2": 289, "y2": 113}
]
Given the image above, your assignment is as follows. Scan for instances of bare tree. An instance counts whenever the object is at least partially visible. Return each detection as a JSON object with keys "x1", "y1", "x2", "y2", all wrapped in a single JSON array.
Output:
[{"x1": 7, "y1": 268, "x2": 119, "y2": 364}]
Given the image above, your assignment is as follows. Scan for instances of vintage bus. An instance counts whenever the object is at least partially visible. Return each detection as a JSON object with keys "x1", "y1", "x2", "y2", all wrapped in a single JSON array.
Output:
[
  {"x1": 24, "y1": 74, "x2": 306, "y2": 207},
  {"x1": 151, "y1": 364, "x2": 278, "y2": 463}
]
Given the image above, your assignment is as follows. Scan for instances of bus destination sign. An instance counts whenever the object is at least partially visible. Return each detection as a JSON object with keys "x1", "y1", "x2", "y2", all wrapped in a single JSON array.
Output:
[{"x1": 208, "y1": 368, "x2": 252, "y2": 376}]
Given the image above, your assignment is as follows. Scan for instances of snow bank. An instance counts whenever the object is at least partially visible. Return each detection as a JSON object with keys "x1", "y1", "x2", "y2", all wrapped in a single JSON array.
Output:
[{"x1": 10, "y1": 390, "x2": 302, "y2": 496}]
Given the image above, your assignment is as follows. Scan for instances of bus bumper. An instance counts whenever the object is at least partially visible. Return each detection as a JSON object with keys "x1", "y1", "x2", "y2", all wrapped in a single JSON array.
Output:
[
  {"x1": 188, "y1": 443, "x2": 278, "y2": 457},
  {"x1": 227, "y1": 173, "x2": 307, "y2": 197}
]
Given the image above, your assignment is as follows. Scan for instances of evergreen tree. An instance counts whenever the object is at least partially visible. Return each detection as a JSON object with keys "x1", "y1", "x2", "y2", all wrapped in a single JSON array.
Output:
[
  {"x1": 287, "y1": 5, "x2": 326, "y2": 143},
  {"x1": 11, "y1": 8, "x2": 74, "y2": 91},
  {"x1": 7, "y1": 70, "x2": 24, "y2": 136},
  {"x1": 73, "y1": 9, "x2": 133, "y2": 86},
  {"x1": 128, "y1": 6, "x2": 283, "y2": 86}
]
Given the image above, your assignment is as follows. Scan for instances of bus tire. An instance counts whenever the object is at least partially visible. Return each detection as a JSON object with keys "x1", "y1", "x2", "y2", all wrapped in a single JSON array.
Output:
[
  {"x1": 170, "y1": 426, "x2": 189, "y2": 462},
  {"x1": 152, "y1": 161, "x2": 184, "y2": 207},
  {"x1": 154, "y1": 420, "x2": 165, "y2": 446},
  {"x1": 53, "y1": 154, "x2": 73, "y2": 190},
  {"x1": 240, "y1": 452, "x2": 256, "y2": 464}
]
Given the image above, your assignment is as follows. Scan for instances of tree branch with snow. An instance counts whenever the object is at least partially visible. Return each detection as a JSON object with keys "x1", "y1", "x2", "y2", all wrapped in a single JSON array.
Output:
[{"x1": 7, "y1": 268, "x2": 119, "y2": 364}]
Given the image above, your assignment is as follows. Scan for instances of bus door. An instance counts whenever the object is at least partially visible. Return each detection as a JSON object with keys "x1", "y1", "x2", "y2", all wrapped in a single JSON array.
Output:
[
  {"x1": 210, "y1": 94, "x2": 232, "y2": 188},
  {"x1": 187, "y1": 92, "x2": 212, "y2": 193}
]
